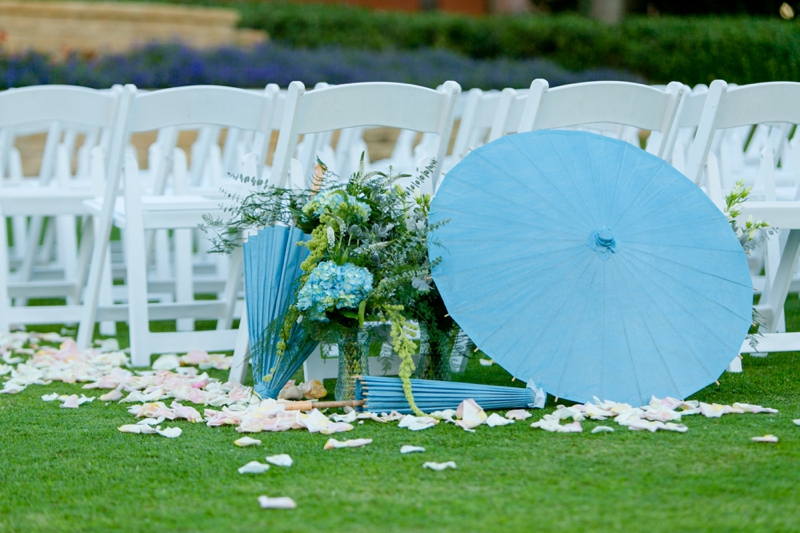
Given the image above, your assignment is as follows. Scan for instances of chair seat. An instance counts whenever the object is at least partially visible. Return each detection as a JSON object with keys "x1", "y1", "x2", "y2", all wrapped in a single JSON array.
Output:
[
  {"x1": 84, "y1": 195, "x2": 229, "y2": 229},
  {"x1": 1, "y1": 188, "x2": 95, "y2": 216}
]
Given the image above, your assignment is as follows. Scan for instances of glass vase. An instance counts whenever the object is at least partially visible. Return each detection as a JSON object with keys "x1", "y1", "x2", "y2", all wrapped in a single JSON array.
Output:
[
  {"x1": 415, "y1": 324, "x2": 458, "y2": 382},
  {"x1": 334, "y1": 328, "x2": 371, "y2": 401}
]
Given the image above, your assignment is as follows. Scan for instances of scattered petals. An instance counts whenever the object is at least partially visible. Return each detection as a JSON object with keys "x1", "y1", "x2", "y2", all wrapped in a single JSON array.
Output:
[
  {"x1": 41, "y1": 393, "x2": 60, "y2": 401},
  {"x1": 234, "y1": 437, "x2": 262, "y2": 447},
  {"x1": 398, "y1": 415, "x2": 438, "y2": 431},
  {"x1": 118, "y1": 421, "x2": 158, "y2": 434},
  {"x1": 400, "y1": 445, "x2": 425, "y2": 454},
  {"x1": 330, "y1": 411, "x2": 357, "y2": 424},
  {"x1": 257, "y1": 496, "x2": 296, "y2": 509},
  {"x1": 423, "y1": 461, "x2": 457, "y2": 471},
  {"x1": 156, "y1": 426, "x2": 182, "y2": 438},
  {"x1": 152, "y1": 354, "x2": 180, "y2": 370},
  {"x1": 429, "y1": 409, "x2": 457, "y2": 421},
  {"x1": 456, "y1": 399, "x2": 487, "y2": 429},
  {"x1": 238, "y1": 461, "x2": 270, "y2": 474},
  {"x1": 265, "y1": 454, "x2": 293, "y2": 467},
  {"x1": 99, "y1": 387, "x2": 123, "y2": 401},
  {"x1": 485, "y1": 413, "x2": 514, "y2": 427},
  {"x1": 591, "y1": 426, "x2": 615, "y2": 433},
  {"x1": 751, "y1": 435, "x2": 778, "y2": 443},
  {"x1": 505, "y1": 409, "x2": 532, "y2": 421},
  {"x1": 323, "y1": 438, "x2": 372, "y2": 450}
]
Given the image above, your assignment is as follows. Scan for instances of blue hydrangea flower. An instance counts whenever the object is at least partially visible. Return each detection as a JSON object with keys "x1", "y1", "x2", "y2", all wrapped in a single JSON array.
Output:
[
  {"x1": 303, "y1": 190, "x2": 371, "y2": 222},
  {"x1": 296, "y1": 261, "x2": 373, "y2": 321}
]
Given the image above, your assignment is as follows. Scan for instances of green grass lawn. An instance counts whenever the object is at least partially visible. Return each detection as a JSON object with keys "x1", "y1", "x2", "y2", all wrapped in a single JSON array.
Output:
[{"x1": 1, "y1": 308, "x2": 799, "y2": 532}]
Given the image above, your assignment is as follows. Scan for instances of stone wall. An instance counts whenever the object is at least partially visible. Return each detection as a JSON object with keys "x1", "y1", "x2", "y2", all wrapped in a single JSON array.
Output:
[{"x1": 0, "y1": 1, "x2": 266, "y2": 55}]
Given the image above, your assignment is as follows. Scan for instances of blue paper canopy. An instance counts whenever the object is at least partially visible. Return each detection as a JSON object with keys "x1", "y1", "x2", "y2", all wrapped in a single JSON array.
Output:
[
  {"x1": 244, "y1": 225, "x2": 315, "y2": 399},
  {"x1": 430, "y1": 130, "x2": 753, "y2": 406}
]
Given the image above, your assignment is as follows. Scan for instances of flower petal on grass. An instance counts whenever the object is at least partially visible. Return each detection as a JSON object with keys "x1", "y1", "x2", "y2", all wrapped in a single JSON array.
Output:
[
  {"x1": 732, "y1": 403, "x2": 779, "y2": 414},
  {"x1": 170, "y1": 401, "x2": 203, "y2": 422},
  {"x1": 234, "y1": 437, "x2": 262, "y2": 447},
  {"x1": 152, "y1": 354, "x2": 181, "y2": 370},
  {"x1": 118, "y1": 422, "x2": 158, "y2": 434},
  {"x1": 456, "y1": 399, "x2": 487, "y2": 429},
  {"x1": 558, "y1": 421, "x2": 583, "y2": 433},
  {"x1": 59, "y1": 394, "x2": 80, "y2": 408},
  {"x1": 699, "y1": 403, "x2": 727, "y2": 418},
  {"x1": 99, "y1": 387, "x2": 123, "y2": 402},
  {"x1": 156, "y1": 426, "x2": 182, "y2": 438},
  {"x1": 398, "y1": 415, "x2": 437, "y2": 431},
  {"x1": 793, "y1": 419, "x2": 800, "y2": 426},
  {"x1": 423, "y1": 461, "x2": 457, "y2": 471},
  {"x1": 591, "y1": 426, "x2": 615, "y2": 433},
  {"x1": 323, "y1": 438, "x2": 372, "y2": 450},
  {"x1": 265, "y1": 454, "x2": 293, "y2": 467},
  {"x1": 400, "y1": 445, "x2": 425, "y2": 454},
  {"x1": 505, "y1": 409, "x2": 531, "y2": 421},
  {"x1": 41, "y1": 393, "x2": 59, "y2": 402},
  {"x1": 330, "y1": 411, "x2": 357, "y2": 423},
  {"x1": 238, "y1": 461, "x2": 271, "y2": 474},
  {"x1": 486, "y1": 413, "x2": 514, "y2": 427},
  {"x1": 478, "y1": 359, "x2": 493, "y2": 366},
  {"x1": 751, "y1": 435, "x2": 778, "y2": 443},
  {"x1": 257, "y1": 496, "x2": 296, "y2": 509}
]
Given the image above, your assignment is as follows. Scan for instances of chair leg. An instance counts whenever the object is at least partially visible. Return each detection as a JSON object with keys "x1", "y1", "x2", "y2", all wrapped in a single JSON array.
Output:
[
  {"x1": 0, "y1": 203, "x2": 12, "y2": 333},
  {"x1": 174, "y1": 228, "x2": 194, "y2": 332},
  {"x1": 216, "y1": 246, "x2": 243, "y2": 330},
  {"x1": 228, "y1": 309, "x2": 250, "y2": 384}
]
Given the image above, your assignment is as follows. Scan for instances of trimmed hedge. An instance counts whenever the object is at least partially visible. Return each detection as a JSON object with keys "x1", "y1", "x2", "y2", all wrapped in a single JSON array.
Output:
[
  {"x1": 236, "y1": 4, "x2": 800, "y2": 85},
  {"x1": 0, "y1": 42, "x2": 641, "y2": 90},
  {"x1": 52, "y1": 1, "x2": 800, "y2": 85}
]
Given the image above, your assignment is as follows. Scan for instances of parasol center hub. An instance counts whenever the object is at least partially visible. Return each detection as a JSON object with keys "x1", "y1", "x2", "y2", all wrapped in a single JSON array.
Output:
[
  {"x1": 595, "y1": 229, "x2": 615, "y2": 248},
  {"x1": 587, "y1": 229, "x2": 617, "y2": 260}
]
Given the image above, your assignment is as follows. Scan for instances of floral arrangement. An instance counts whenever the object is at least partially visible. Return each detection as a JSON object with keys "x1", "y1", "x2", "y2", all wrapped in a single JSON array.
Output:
[
  {"x1": 204, "y1": 157, "x2": 454, "y2": 413},
  {"x1": 724, "y1": 179, "x2": 774, "y2": 348}
]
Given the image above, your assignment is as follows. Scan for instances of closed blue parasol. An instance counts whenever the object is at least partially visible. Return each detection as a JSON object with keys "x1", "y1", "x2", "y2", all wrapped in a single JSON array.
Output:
[
  {"x1": 430, "y1": 130, "x2": 753, "y2": 407},
  {"x1": 244, "y1": 225, "x2": 316, "y2": 399},
  {"x1": 355, "y1": 375, "x2": 545, "y2": 414}
]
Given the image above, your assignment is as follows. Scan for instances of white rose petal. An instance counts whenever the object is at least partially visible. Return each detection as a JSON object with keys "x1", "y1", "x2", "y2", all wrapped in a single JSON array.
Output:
[
  {"x1": 234, "y1": 437, "x2": 262, "y2": 447},
  {"x1": 423, "y1": 461, "x2": 457, "y2": 471},
  {"x1": 238, "y1": 461, "x2": 271, "y2": 474},
  {"x1": 265, "y1": 454, "x2": 293, "y2": 467},
  {"x1": 257, "y1": 496, "x2": 296, "y2": 510},
  {"x1": 400, "y1": 445, "x2": 425, "y2": 454},
  {"x1": 156, "y1": 426, "x2": 182, "y2": 438},
  {"x1": 751, "y1": 435, "x2": 778, "y2": 443}
]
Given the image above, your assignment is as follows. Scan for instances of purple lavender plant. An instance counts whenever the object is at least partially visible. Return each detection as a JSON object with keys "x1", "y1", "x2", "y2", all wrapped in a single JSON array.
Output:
[{"x1": 0, "y1": 42, "x2": 643, "y2": 90}]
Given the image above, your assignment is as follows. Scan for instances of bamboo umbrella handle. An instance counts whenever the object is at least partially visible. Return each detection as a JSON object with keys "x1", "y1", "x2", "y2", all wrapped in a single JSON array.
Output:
[{"x1": 282, "y1": 400, "x2": 366, "y2": 411}]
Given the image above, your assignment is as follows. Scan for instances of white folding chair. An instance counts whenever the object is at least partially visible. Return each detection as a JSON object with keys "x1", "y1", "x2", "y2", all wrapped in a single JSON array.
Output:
[
  {"x1": 77, "y1": 84, "x2": 278, "y2": 366},
  {"x1": 272, "y1": 81, "x2": 460, "y2": 192},
  {"x1": 510, "y1": 79, "x2": 685, "y2": 160},
  {"x1": 0, "y1": 85, "x2": 127, "y2": 333},
  {"x1": 685, "y1": 81, "x2": 800, "y2": 354}
]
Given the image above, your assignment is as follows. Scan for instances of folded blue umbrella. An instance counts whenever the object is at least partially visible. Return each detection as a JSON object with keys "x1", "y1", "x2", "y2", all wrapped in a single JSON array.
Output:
[
  {"x1": 430, "y1": 130, "x2": 753, "y2": 406},
  {"x1": 244, "y1": 225, "x2": 316, "y2": 399},
  {"x1": 355, "y1": 375, "x2": 545, "y2": 414}
]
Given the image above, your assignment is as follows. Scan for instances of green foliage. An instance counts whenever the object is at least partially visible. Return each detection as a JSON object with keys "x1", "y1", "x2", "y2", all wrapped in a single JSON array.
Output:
[
  {"x1": 238, "y1": 4, "x2": 800, "y2": 85},
  {"x1": 725, "y1": 179, "x2": 774, "y2": 254},
  {"x1": 69, "y1": 1, "x2": 800, "y2": 85}
]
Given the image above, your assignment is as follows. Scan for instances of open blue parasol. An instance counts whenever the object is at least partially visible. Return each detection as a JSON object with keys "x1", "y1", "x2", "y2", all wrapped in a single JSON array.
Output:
[
  {"x1": 244, "y1": 225, "x2": 316, "y2": 398},
  {"x1": 430, "y1": 130, "x2": 753, "y2": 407}
]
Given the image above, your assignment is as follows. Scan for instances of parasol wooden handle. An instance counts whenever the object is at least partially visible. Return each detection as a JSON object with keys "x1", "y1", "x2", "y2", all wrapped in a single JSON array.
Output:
[{"x1": 282, "y1": 400, "x2": 366, "y2": 411}]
